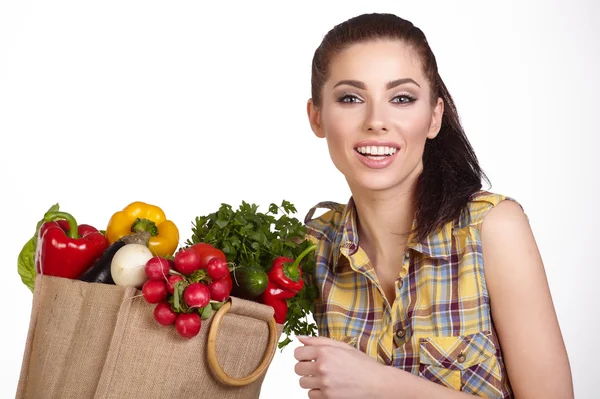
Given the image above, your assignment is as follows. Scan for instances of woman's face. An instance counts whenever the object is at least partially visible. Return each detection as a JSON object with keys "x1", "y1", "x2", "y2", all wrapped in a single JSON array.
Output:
[{"x1": 308, "y1": 39, "x2": 444, "y2": 195}]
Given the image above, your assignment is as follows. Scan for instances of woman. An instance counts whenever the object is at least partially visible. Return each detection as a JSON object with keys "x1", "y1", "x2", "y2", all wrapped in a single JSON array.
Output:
[{"x1": 293, "y1": 13, "x2": 573, "y2": 399}]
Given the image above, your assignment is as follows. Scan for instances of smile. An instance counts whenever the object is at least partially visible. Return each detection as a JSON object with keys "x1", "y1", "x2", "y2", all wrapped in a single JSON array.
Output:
[
  {"x1": 353, "y1": 142, "x2": 400, "y2": 169},
  {"x1": 355, "y1": 146, "x2": 397, "y2": 157}
]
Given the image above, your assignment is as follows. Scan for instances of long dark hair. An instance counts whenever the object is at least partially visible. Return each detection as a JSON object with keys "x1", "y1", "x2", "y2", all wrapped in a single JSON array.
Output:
[{"x1": 310, "y1": 13, "x2": 490, "y2": 242}]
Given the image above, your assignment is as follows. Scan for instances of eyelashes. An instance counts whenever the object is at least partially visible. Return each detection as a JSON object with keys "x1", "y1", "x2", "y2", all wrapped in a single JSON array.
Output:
[{"x1": 336, "y1": 93, "x2": 417, "y2": 105}]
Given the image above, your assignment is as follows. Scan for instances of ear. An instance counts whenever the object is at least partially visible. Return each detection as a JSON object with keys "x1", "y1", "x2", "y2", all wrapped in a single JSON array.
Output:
[
  {"x1": 427, "y1": 97, "x2": 444, "y2": 139},
  {"x1": 307, "y1": 98, "x2": 325, "y2": 138}
]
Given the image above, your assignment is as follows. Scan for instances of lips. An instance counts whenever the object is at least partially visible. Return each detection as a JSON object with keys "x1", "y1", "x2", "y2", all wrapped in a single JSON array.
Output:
[{"x1": 353, "y1": 141, "x2": 401, "y2": 169}]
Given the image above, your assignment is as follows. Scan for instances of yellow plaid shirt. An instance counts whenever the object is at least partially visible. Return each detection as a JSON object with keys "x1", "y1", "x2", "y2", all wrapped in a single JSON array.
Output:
[{"x1": 304, "y1": 191, "x2": 517, "y2": 398}]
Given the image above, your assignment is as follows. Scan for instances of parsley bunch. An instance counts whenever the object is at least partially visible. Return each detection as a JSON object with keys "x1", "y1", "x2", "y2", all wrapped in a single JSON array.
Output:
[{"x1": 186, "y1": 200, "x2": 318, "y2": 348}]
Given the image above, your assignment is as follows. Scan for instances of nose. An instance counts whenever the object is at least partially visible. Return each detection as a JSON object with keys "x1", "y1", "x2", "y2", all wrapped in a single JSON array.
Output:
[{"x1": 363, "y1": 102, "x2": 388, "y2": 134}]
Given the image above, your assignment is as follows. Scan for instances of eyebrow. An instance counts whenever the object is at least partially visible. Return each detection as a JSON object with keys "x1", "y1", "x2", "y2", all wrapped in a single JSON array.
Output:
[{"x1": 333, "y1": 78, "x2": 421, "y2": 90}]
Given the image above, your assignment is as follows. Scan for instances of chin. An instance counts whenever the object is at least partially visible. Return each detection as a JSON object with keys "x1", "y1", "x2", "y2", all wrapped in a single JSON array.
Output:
[{"x1": 346, "y1": 172, "x2": 407, "y2": 193}]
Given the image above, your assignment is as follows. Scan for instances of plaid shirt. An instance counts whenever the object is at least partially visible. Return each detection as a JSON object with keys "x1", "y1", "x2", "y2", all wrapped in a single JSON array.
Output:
[{"x1": 304, "y1": 191, "x2": 516, "y2": 398}]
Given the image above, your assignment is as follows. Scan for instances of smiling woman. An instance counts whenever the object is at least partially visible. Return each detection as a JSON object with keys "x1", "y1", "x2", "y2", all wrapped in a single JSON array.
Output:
[{"x1": 294, "y1": 13, "x2": 575, "y2": 399}]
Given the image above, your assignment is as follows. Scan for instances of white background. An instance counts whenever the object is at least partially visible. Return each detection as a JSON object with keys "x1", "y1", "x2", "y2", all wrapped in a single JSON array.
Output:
[{"x1": 1, "y1": 1, "x2": 598, "y2": 398}]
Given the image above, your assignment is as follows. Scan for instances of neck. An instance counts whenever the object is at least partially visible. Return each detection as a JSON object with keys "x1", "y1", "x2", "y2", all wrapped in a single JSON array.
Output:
[{"x1": 348, "y1": 176, "x2": 419, "y2": 267}]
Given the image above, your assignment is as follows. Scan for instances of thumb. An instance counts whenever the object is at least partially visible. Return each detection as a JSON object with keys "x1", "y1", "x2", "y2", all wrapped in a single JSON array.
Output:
[{"x1": 297, "y1": 335, "x2": 353, "y2": 349}]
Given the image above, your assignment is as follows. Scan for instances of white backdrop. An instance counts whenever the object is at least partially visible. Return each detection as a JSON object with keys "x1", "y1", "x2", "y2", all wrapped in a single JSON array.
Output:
[{"x1": 1, "y1": 1, "x2": 598, "y2": 398}]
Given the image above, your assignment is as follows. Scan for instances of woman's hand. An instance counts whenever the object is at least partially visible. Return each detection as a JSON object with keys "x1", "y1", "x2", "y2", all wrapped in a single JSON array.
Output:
[
  {"x1": 293, "y1": 336, "x2": 480, "y2": 399},
  {"x1": 293, "y1": 335, "x2": 391, "y2": 399}
]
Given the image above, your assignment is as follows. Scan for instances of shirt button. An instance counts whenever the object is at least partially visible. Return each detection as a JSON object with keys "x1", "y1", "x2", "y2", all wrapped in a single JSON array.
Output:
[
  {"x1": 396, "y1": 329, "x2": 406, "y2": 339},
  {"x1": 457, "y1": 353, "x2": 466, "y2": 363}
]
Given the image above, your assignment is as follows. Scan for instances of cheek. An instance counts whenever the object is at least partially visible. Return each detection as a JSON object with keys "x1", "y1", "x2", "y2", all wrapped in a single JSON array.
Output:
[
  {"x1": 397, "y1": 108, "x2": 432, "y2": 146},
  {"x1": 321, "y1": 110, "x2": 351, "y2": 149}
]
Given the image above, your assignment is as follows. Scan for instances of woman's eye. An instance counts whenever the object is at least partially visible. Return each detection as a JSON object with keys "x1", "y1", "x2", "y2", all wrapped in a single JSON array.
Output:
[
  {"x1": 338, "y1": 94, "x2": 362, "y2": 104},
  {"x1": 392, "y1": 95, "x2": 416, "y2": 104}
]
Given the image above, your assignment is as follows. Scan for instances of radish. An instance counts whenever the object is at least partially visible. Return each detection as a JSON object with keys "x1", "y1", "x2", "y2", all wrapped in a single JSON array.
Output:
[
  {"x1": 142, "y1": 280, "x2": 168, "y2": 303},
  {"x1": 175, "y1": 313, "x2": 201, "y2": 339},
  {"x1": 154, "y1": 302, "x2": 177, "y2": 326},
  {"x1": 145, "y1": 257, "x2": 171, "y2": 281},
  {"x1": 174, "y1": 248, "x2": 201, "y2": 275},
  {"x1": 167, "y1": 274, "x2": 184, "y2": 294},
  {"x1": 183, "y1": 282, "x2": 210, "y2": 308},
  {"x1": 110, "y1": 244, "x2": 153, "y2": 288},
  {"x1": 208, "y1": 279, "x2": 231, "y2": 302},
  {"x1": 207, "y1": 257, "x2": 229, "y2": 280}
]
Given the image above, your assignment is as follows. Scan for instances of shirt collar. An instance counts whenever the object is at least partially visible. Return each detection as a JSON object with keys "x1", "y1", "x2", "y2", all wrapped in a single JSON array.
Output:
[{"x1": 331, "y1": 197, "x2": 453, "y2": 271}]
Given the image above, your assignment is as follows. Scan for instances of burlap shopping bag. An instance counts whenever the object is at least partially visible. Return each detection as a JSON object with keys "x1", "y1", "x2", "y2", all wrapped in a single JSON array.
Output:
[{"x1": 17, "y1": 275, "x2": 283, "y2": 399}]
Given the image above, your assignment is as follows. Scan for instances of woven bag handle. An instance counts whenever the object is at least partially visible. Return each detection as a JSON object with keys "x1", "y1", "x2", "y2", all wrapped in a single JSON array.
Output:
[{"x1": 206, "y1": 300, "x2": 279, "y2": 386}]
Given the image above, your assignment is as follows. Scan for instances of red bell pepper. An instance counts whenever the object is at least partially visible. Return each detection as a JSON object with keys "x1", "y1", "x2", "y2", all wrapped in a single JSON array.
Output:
[
  {"x1": 262, "y1": 244, "x2": 317, "y2": 324},
  {"x1": 35, "y1": 210, "x2": 109, "y2": 279},
  {"x1": 260, "y1": 281, "x2": 295, "y2": 324},
  {"x1": 267, "y1": 244, "x2": 317, "y2": 294}
]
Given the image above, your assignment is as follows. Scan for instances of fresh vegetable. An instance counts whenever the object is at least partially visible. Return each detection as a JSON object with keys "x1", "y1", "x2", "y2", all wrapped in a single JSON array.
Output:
[
  {"x1": 106, "y1": 201, "x2": 179, "y2": 257},
  {"x1": 174, "y1": 248, "x2": 201, "y2": 275},
  {"x1": 35, "y1": 210, "x2": 109, "y2": 279},
  {"x1": 167, "y1": 274, "x2": 184, "y2": 294},
  {"x1": 138, "y1": 243, "x2": 233, "y2": 339},
  {"x1": 187, "y1": 200, "x2": 318, "y2": 349},
  {"x1": 231, "y1": 266, "x2": 269, "y2": 298},
  {"x1": 80, "y1": 232, "x2": 152, "y2": 284},
  {"x1": 110, "y1": 243, "x2": 153, "y2": 287},
  {"x1": 261, "y1": 282, "x2": 294, "y2": 324},
  {"x1": 268, "y1": 256, "x2": 305, "y2": 293},
  {"x1": 142, "y1": 280, "x2": 168, "y2": 303},
  {"x1": 18, "y1": 204, "x2": 59, "y2": 292},
  {"x1": 183, "y1": 282, "x2": 210, "y2": 308},
  {"x1": 175, "y1": 313, "x2": 201, "y2": 339},
  {"x1": 190, "y1": 243, "x2": 227, "y2": 269},
  {"x1": 260, "y1": 244, "x2": 316, "y2": 322},
  {"x1": 154, "y1": 302, "x2": 177, "y2": 326},
  {"x1": 206, "y1": 257, "x2": 229, "y2": 280},
  {"x1": 145, "y1": 256, "x2": 172, "y2": 281},
  {"x1": 208, "y1": 278, "x2": 231, "y2": 302},
  {"x1": 79, "y1": 241, "x2": 125, "y2": 284}
]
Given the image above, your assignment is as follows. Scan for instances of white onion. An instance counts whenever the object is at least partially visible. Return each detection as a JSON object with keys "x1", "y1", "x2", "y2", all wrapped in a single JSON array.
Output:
[{"x1": 110, "y1": 243, "x2": 153, "y2": 288}]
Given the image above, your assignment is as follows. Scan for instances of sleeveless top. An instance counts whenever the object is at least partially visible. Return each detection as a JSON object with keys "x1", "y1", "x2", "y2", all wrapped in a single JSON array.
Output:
[{"x1": 303, "y1": 191, "x2": 519, "y2": 398}]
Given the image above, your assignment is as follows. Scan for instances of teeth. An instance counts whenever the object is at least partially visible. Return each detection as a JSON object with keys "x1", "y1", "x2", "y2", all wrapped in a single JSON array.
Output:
[{"x1": 357, "y1": 145, "x2": 398, "y2": 155}]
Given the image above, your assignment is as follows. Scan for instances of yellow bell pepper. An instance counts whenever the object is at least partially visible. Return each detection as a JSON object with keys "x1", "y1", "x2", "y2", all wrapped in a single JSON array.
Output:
[{"x1": 106, "y1": 201, "x2": 179, "y2": 257}]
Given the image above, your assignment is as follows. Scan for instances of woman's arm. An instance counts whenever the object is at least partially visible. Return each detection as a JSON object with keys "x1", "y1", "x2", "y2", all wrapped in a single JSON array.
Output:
[
  {"x1": 295, "y1": 335, "x2": 478, "y2": 399},
  {"x1": 293, "y1": 200, "x2": 574, "y2": 399},
  {"x1": 480, "y1": 200, "x2": 574, "y2": 398}
]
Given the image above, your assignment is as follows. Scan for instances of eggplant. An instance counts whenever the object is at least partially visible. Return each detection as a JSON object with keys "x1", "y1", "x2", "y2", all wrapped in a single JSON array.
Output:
[{"x1": 79, "y1": 240, "x2": 126, "y2": 284}]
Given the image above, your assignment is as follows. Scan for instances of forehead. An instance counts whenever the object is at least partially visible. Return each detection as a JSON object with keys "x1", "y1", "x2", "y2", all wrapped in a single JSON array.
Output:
[{"x1": 327, "y1": 40, "x2": 425, "y2": 87}]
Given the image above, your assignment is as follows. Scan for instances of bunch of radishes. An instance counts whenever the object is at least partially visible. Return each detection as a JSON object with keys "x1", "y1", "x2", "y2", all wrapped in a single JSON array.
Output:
[{"x1": 141, "y1": 244, "x2": 233, "y2": 339}]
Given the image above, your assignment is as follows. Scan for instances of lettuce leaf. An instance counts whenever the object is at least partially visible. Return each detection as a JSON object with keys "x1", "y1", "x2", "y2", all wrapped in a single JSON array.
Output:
[{"x1": 17, "y1": 203, "x2": 59, "y2": 292}]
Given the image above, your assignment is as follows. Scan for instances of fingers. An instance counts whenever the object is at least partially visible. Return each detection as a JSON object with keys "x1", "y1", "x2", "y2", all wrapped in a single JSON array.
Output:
[
  {"x1": 308, "y1": 389, "x2": 324, "y2": 399},
  {"x1": 294, "y1": 344, "x2": 320, "y2": 361},
  {"x1": 294, "y1": 360, "x2": 317, "y2": 376},
  {"x1": 299, "y1": 376, "x2": 321, "y2": 390},
  {"x1": 298, "y1": 335, "x2": 353, "y2": 349}
]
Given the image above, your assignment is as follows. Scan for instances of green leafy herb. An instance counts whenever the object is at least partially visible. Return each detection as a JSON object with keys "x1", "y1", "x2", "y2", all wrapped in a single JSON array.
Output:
[{"x1": 187, "y1": 200, "x2": 318, "y2": 349}]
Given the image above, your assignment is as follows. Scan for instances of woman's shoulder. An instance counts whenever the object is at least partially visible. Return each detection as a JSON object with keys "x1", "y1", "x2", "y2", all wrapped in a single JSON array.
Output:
[
  {"x1": 303, "y1": 201, "x2": 347, "y2": 244},
  {"x1": 459, "y1": 190, "x2": 526, "y2": 228}
]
